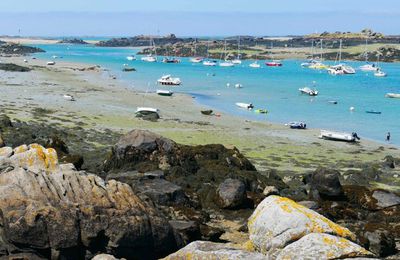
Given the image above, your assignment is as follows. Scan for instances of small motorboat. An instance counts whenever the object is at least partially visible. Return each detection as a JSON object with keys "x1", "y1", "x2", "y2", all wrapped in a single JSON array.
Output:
[
  {"x1": 366, "y1": 110, "x2": 382, "y2": 114},
  {"x1": 52, "y1": 55, "x2": 58, "y2": 59},
  {"x1": 122, "y1": 67, "x2": 136, "y2": 72},
  {"x1": 328, "y1": 100, "x2": 338, "y2": 104},
  {"x1": 299, "y1": 87, "x2": 318, "y2": 96},
  {"x1": 255, "y1": 109, "x2": 268, "y2": 114},
  {"x1": 385, "y1": 93, "x2": 400, "y2": 99},
  {"x1": 287, "y1": 122, "x2": 306, "y2": 129},
  {"x1": 319, "y1": 130, "x2": 360, "y2": 142},
  {"x1": 63, "y1": 94, "x2": 75, "y2": 101},
  {"x1": 126, "y1": 55, "x2": 136, "y2": 61},
  {"x1": 374, "y1": 69, "x2": 387, "y2": 77},
  {"x1": 201, "y1": 110, "x2": 213, "y2": 115},
  {"x1": 156, "y1": 90, "x2": 173, "y2": 96},
  {"x1": 236, "y1": 102, "x2": 254, "y2": 110},
  {"x1": 309, "y1": 62, "x2": 328, "y2": 70},
  {"x1": 219, "y1": 61, "x2": 235, "y2": 67},
  {"x1": 249, "y1": 62, "x2": 261, "y2": 68},
  {"x1": 162, "y1": 57, "x2": 181, "y2": 63},
  {"x1": 203, "y1": 60, "x2": 217, "y2": 66},
  {"x1": 235, "y1": 83, "x2": 243, "y2": 89},
  {"x1": 47, "y1": 61, "x2": 56, "y2": 65},
  {"x1": 157, "y1": 75, "x2": 182, "y2": 86},
  {"x1": 190, "y1": 57, "x2": 204, "y2": 63},
  {"x1": 266, "y1": 60, "x2": 282, "y2": 67},
  {"x1": 141, "y1": 55, "x2": 157, "y2": 62},
  {"x1": 328, "y1": 64, "x2": 356, "y2": 75}
]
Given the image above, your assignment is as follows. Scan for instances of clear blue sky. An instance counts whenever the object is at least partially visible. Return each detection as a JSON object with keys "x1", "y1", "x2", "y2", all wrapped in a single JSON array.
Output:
[{"x1": 0, "y1": 0, "x2": 399, "y2": 36}]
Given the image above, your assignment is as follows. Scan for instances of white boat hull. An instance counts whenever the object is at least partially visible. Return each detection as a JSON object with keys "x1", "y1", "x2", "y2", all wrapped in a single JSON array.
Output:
[
  {"x1": 385, "y1": 93, "x2": 400, "y2": 98},
  {"x1": 235, "y1": 102, "x2": 253, "y2": 109},
  {"x1": 319, "y1": 130, "x2": 356, "y2": 142}
]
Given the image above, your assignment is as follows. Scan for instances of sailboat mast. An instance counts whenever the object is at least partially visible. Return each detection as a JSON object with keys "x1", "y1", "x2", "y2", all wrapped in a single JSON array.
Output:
[
  {"x1": 365, "y1": 38, "x2": 368, "y2": 62},
  {"x1": 320, "y1": 39, "x2": 323, "y2": 60},
  {"x1": 339, "y1": 39, "x2": 342, "y2": 63},
  {"x1": 237, "y1": 36, "x2": 240, "y2": 59}
]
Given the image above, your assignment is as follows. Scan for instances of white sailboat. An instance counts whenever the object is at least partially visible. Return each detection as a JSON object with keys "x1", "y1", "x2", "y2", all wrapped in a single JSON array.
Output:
[
  {"x1": 232, "y1": 36, "x2": 242, "y2": 64},
  {"x1": 219, "y1": 40, "x2": 234, "y2": 67},
  {"x1": 141, "y1": 37, "x2": 157, "y2": 62},
  {"x1": 374, "y1": 54, "x2": 387, "y2": 77},
  {"x1": 190, "y1": 40, "x2": 204, "y2": 63},
  {"x1": 308, "y1": 40, "x2": 328, "y2": 70},
  {"x1": 327, "y1": 39, "x2": 355, "y2": 75},
  {"x1": 202, "y1": 41, "x2": 217, "y2": 66},
  {"x1": 249, "y1": 61, "x2": 260, "y2": 68},
  {"x1": 359, "y1": 38, "x2": 379, "y2": 72}
]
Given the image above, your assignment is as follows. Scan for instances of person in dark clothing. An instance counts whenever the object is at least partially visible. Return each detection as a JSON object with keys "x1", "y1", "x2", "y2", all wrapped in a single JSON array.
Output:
[{"x1": 386, "y1": 132, "x2": 391, "y2": 142}]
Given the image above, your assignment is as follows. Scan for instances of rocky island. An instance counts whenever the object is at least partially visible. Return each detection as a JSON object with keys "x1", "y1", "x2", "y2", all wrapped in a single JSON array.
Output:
[{"x1": 58, "y1": 38, "x2": 89, "y2": 44}]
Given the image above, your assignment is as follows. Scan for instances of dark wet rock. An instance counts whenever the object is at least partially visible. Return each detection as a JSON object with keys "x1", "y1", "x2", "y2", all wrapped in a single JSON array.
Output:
[
  {"x1": 371, "y1": 190, "x2": 400, "y2": 209},
  {"x1": 134, "y1": 179, "x2": 188, "y2": 206},
  {"x1": 298, "y1": 200, "x2": 319, "y2": 210},
  {"x1": 362, "y1": 229, "x2": 396, "y2": 257},
  {"x1": 0, "y1": 115, "x2": 12, "y2": 130},
  {"x1": 308, "y1": 167, "x2": 344, "y2": 200},
  {"x1": 96, "y1": 34, "x2": 186, "y2": 47},
  {"x1": 199, "y1": 225, "x2": 224, "y2": 242},
  {"x1": 58, "y1": 38, "x2": 89, "y2": 44},
  {"x1": 169, "y1": 220, "x2": 201, "y2": 248},
  {"x1": 216, "y1": 178, "x2": 247, "y2": 209},
  {"x1": 0, "y1": 253, "x2": 47, "y2": 260},
  {"x1": 0, "y1": 63, "x2": 31, "y2": 72}
]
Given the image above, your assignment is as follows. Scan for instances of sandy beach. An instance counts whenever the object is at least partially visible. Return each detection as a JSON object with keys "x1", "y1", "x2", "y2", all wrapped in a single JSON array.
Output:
[
  {"x1": 1, "y1": 54, "x2": 399, "y2": 187},
  {"x1": 0, "y1": 36, "x2": 99, "y2": 45}
]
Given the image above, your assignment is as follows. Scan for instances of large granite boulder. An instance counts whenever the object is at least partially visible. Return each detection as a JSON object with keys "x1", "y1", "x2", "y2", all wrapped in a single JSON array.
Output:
[
  {"x1": 276, "y1": 233, "x2": 373, "y2": 260},
  {"x1": 162, "y1": 241, "x2": 266, "y2": 260},
  {"x1": 0, "y1": 144, "x2": 177, "y2": 259},
  {"x1": 248, "y1": 195, "x2": 356, "y2": 254}
]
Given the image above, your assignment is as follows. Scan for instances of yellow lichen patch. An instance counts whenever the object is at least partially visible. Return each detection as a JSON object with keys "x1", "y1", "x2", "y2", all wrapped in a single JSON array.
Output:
[
  {"x1": 44, "y1": 148, "x2": 58, "y2": 171},
  {"x1": 14, "y1": 144, "x2": 28, "y2": 154},
  {"x1": 242, "y1": 240, "x2": 255, "y2": 252}
]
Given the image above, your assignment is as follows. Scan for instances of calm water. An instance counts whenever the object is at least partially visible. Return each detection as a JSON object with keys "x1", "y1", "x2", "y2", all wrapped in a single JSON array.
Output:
[{"x1": 32, "y1": 44, "x2": 400, "y2": 146}]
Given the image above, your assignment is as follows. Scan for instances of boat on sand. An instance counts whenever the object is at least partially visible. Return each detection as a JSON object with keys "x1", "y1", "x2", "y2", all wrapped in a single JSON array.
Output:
[
  {"x1": 236, "y1": 102, "x2": 254, "y2": 110},
  {"x1": 156, "y1": 90, "x2": 173, "y2": 96},
  {"x1": 319, "y1": 130, "x2": 360, "y2": 142},
  {"x1": 287, "y1": 122, "x2": 306, "y2": 129},
  {"x1": 201, "y1": 110, "x2": 213, "y2": 115}
]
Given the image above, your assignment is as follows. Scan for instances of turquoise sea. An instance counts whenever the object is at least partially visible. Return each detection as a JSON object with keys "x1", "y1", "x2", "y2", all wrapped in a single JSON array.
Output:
[{"x1": 32, "y1": 44, "x2": 400, "y2": 146}]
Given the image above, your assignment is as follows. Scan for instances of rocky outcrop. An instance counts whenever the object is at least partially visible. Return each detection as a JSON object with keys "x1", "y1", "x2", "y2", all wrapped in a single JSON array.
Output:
[
  {"x1": 276, "y1": 233, "x2": 373, "y2": 259},
  {"x1": 162, "y1": 241, "x2": 266, "y2": 260},
  {"x1": 96, "y1": 34, "x2": 187, "y2": 47},
  {"x1": 58, "y1": 38, "x2": 89, "y2": 44},
  {"x1": 0, "y1": 144, "x2": 177, "y2": 259},
  {"x1": 0, "y1": 43, "x2": 44, "y2": 55},
  {"x1": 248, "y1": 195, "x2": 357, "y2": 254}
]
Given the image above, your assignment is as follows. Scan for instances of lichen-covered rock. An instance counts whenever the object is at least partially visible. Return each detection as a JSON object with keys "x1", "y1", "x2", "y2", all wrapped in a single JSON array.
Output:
[
  {"x1": 276, "y1": 233, "x2": 373, "y2": 260},
  {"x1": 0, "y1": 145, "x2": 177, "y2": 259},
  {"x1": 248, "y1": 195, "x2": 356, "y2": 253},
  {"x1": 162, "y1": 241, "x2": 266, "y2": 260},
  {"x1": 0, "y1": 144, "x2": 58, "y2": 172},
  {"x1": 216, "y1": 178, "x2": 247, "y2": 209}
]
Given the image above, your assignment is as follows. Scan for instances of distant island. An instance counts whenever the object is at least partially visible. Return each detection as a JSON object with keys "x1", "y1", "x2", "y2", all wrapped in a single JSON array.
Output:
[
  {"x1": 97, "y1": 29, "x2": 400, "y2": 62},
  {"x1": 58, "y1": 38, "x2": 89, "y2": 44}
]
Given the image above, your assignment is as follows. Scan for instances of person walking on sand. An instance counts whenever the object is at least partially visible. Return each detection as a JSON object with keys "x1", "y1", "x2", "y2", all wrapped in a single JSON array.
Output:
[{"x1": 386, "y1": 132, "x2": 391, "y2": 142}]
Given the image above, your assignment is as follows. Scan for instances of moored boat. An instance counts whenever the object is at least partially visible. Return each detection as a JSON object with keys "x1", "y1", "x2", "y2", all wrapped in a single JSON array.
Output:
[
  {"x1": 299, "y1": 87, "x2": 318, "y2": 96},
  {"x1": 266, "y1": 60, "x2": 282, "y2": 67},
  {"x1": 235, "y1": 102, "x2": 254, "y2": 110},
  {"x1": 249, "y1": 61, "x2": 261, "y2": 68},
  {"x1": 162, "y1": 57, "x2": 181, "y2": 63},
  {"x1": 157, "y1": 75, "x2": 182, "y2": 85},
  {"x1": 63, "y1": 94, "x2": 75, "y2": 101},
  {"x1": 201, "y1": 110, "x2": 213, "y2": 115},
  {"x1": 319, "y1": 130, "x2": 360, "y2": 142},
  {"x1": 141, "y1": 55, "x2": 157, "y2": 62},
  {"x1": 359, "y1": 63, "x2": 378, "y2": 72},
  {"x1": 190, "y1": 57, "x2": 204, "y2": 63},
  {"x1": 126, "y1": 55, "x2": 136, "y2": 61},
  {"x1": 385, "y1": 93, "x2": 400, "y2": 98},
  {"x1": 255, "y1": 109, "x2": 268, "y2": 114},
  {"x1": 219, "y1": 61, "x2": 235, "y2": 67},
  {"x1": 47, "y1": 61, "x2": 56, "y2": 65},
  {"x1": 156, "y1": 90, "x2": 173, "y2": 96},
  {"x1": 374, "y1": 70, "x2": 387, "y2": 77},
  {"x1": 203, "y1": 60, "x2": 217, "y2": 66},
  {"x1": 366, "y1": 110, "x2": 382, "y2": 114}
]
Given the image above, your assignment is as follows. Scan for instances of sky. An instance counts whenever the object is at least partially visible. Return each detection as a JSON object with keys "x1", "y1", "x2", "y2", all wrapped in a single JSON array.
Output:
[{"x1": 0, "y1": 0, "x2": 399, "y2": 36}]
